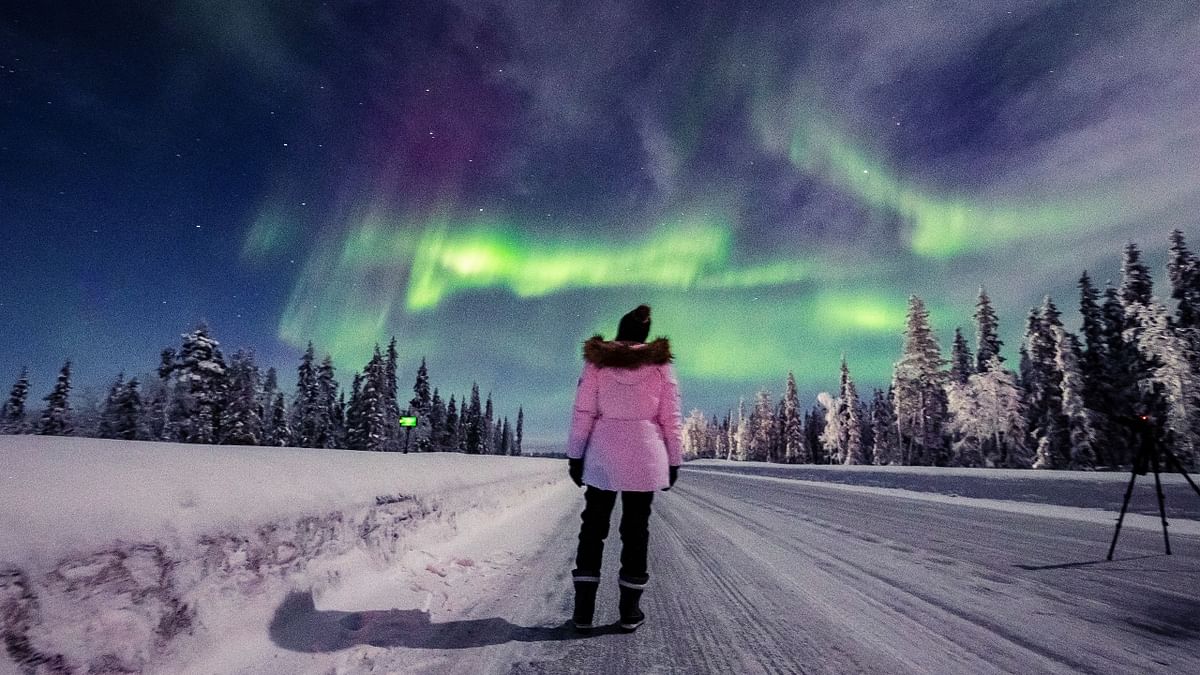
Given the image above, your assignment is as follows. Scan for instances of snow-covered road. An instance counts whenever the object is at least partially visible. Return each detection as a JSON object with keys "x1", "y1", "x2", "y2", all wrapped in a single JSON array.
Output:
[{"x1": 261, "y1": 466, "x2": 1200, "y2": 674}]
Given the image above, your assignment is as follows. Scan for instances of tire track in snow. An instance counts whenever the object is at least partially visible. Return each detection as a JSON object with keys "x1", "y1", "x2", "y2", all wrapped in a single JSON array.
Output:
[{"x1": 668, "y1": 483, "x2": 1023, "y2": 674}]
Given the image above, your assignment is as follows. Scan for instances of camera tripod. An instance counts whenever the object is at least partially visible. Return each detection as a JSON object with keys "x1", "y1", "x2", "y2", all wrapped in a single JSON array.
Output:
[{"x1": 1106, "y1": 415, "x2": 1200, "y2": 560}]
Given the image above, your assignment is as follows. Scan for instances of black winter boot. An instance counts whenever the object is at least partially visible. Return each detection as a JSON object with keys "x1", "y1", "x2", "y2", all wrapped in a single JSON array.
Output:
[
  {"x1": 572, "y1": 571, "x2": 601, "y2": 630},
  {"x1": 618, "y1": 575, "x2": 648, "y2": 632}
]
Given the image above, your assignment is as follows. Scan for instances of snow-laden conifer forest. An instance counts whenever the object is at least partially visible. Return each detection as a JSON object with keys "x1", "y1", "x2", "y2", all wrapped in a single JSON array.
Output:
[
  {"x1": 2, "y1": 332, "x2": 523, "y2": 457},
  {"x1": 684, "y1": 233, "x2": 1200, "y2": 471}
]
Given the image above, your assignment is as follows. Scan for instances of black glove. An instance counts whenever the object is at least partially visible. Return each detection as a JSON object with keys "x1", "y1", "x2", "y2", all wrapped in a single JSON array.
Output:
[
  {"x1": 664, "y1": 465, "x2": 679, "y2": 491},
  {"x1": 568, "y1": 458, "x2": 584, "y2": 487}
]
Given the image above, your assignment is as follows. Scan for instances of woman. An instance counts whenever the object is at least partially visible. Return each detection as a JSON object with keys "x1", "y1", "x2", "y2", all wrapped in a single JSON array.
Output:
[{"x1": 566, "y1": 304, "x2": 683, "y2": 632}]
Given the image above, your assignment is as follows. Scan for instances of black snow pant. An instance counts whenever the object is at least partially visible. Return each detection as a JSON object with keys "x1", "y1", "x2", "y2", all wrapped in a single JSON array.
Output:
[{"x1": 573, "y1": 486, "x2": 654, "y2": 584}]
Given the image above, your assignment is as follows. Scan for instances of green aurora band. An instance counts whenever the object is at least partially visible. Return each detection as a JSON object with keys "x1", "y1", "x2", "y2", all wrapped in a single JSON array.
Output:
[
  {"x1": 756, "y1": 98, "x2": 1126, "y2": 258},
  {"x1": 264, "y1": 211, "x2": 929, "y2": 385},
  {"x1": 406, "y1": 218, "x2": 730, "y2": 311}
]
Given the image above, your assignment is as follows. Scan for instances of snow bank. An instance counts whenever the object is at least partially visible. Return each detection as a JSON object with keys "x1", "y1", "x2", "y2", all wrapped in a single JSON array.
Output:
[{"x1": 0, "y1": 436, "x2": 564, "y2": 674}]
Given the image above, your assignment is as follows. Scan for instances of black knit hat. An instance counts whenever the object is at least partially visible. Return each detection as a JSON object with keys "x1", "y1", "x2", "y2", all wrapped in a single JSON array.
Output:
[{"x1": 615, "y1": 305, "x2": 652, "y2": 343}]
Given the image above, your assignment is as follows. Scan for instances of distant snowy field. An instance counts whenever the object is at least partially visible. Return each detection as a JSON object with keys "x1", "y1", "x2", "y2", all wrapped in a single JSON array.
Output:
[{"x1": 0, "y1": 436, "x2": 566, "y2": 674}]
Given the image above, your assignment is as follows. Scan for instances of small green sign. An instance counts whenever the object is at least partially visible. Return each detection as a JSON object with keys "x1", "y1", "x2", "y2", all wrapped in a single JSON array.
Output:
[{"x1": 399, "y1": 415, "x2": 418, "y2": 428}]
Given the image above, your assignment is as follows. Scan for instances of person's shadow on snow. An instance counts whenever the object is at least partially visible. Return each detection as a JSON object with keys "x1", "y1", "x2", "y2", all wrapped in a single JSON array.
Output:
[{"x1": 268, "y1": 591, "x2": 623, "y2": 652}]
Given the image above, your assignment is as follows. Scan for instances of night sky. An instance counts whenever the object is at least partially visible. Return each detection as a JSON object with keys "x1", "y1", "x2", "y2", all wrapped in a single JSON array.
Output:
[{"x1": 3, "y1": 1, "x2": 1199, "y2": 441}]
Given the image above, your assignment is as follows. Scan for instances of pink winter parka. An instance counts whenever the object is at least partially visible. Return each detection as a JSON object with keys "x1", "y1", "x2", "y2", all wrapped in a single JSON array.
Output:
[{"x1": 567, "y1": 336, "x2": 684, "y2": 492}]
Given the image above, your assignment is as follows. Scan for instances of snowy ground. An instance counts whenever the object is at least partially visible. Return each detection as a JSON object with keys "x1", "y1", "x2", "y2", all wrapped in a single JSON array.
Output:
[
  {"x1": 4, "y1": 440, "x2": 1200, "y2": 674},
  {"x1": 0, "y1": 436, "x2": 565, "y2": 674}
]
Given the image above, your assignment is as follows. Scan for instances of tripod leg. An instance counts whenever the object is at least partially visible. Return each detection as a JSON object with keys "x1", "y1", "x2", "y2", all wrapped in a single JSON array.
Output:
[
  {"x1": 1107, "y1": 450, "x2": 1144, "y2": 561},
  {"x1": 1150, "y1": 450, "x2": 1171, "y2": 556}
]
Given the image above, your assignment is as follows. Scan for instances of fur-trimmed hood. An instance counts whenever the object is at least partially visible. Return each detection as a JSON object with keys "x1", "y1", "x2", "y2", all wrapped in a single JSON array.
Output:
[{"x1": 582, "y1": 336, "x2": 672, "y2": 369}]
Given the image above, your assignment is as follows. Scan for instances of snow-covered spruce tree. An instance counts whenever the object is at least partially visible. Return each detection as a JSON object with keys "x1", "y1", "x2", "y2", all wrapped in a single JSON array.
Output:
[
  {"x1": 1127, "y1": 301, "x2": 1200, "y2": 468},
  {"x1": 733, "y1": 398, "x2": 750, "y2": 461},
  {"x1": 950, "y1": 328, "x2": 974, "y2": 386},
  {"x1": 817, "y1": 391, "x2": 842, "y2": 463},
  {"x1": 316, "y1": 355, "x2": 337, "y2": 448},
  {"x1": 332, "y1": 388, "x2": 349, "y2": 448},
  {"x1": 1054, "y1": 327, "x2": 1100, "y2": 469},
  {"x1": 358, "y1": 347, "x2": 390, "y2": 451},
  {"x1": 428, "y1": 388, "x2": 445, "y2": 451},
  {"x1": 858, "y1": 395, "x2": 874, "y2": 456},
  {"x1": 113, "y1": 378, "x2": 144, "y2": 440},
  {"x1": 259, "y1": 366, "x2": 278, "y2": 439},
  {"x1": 483, "y1": 392, "x2": 495, "y2": 455},
  {"x1": 1109, "y1": 245, "x2": 1156, "y2": 465},
  {"x1": 503, "y1": 418, "x2": 514, "y2": 455},
  {"x1": 781, "y1": 372, "x2": 803, "y2": 463},
  {"x1": 38, "y1": 360, "x2": 73, "y2": 436},
  {"x1": 2, "y1": 367, "x2": 32, "y2": 433},
  {"x1": 1078, "y1": 272, "x2": 1107, "y2": 375},
  {"x1": 892, "y1": 295, "x2": 948, "y2": 466},
  {"x1": 464, "y1": 384, "x2": 483, "y2": 454},
  {"x1": 384, "y1": 338, "x2": 400, "y2": 452},
  {"x1": 514, "y1": 406, "x2": 523, "y2": 456},
  {"x1": 804, "y1": 404, "x2": 826, "y2": 464},
  {"x1": 1097, "y1": 281, "x2": 1136, "y2": 465},
  {"x1": 330, "y1": 390, "x2": 347, "y2": 449},
  {"x1": 840, "y1": 362, "x2": 867, "y2": 465},
  {"x1": 443, "y1": 395, "x2": 460, "y2": 452},
  {"x1": 834, "y1": 359, "x2": 852, "y2": 462},
  {"x1": 290, "y1": 343, "x2": 320, "y2": 448},
  {"x1": 1168, "y1": 229, "x2": 1200, "y2": 329},
  {"x1": 345, "y1": 372, "x2": 365, "y2": 450},
  {"x1": 1076, "y1": 271, "x2": 1115, "y2": 465},
  {"x1": 175, "y1": 324, "x2": 228, "y2": 444},
  {"x1": 723, "y1": 408, "x2": 735, "y2": 460},
  {"x1": 1120, "y1": 242, "x2": 1154, "y2": 308},
  {"x1": 141, "y1": 376, "x2": 167, "y2": 441},
  {"x1": 1023, "y1": 298, "x2": 1070, "y2": 469},
  {"x1": 409, "y1": 357, "x2": 433, "y2": 452},
  {"x1": 975, "y1": 286, "x2": 1004, "y2": 370},
  {"x1": 703, "y1": 414, "x2": 718, "y2": 459},
  {"x1": 98, "y1": 372, "x2": 125, "y2": 439},
  {"x1": 268, "y1": 392, "x2": 290, "y2": 447},
  {"x1": 869, "y1": 388, "x2": 900, "y2": 465},
  {"x1": 155, "y1": 348, "x2": 179, "y2": 441},
  {"x1": 777, "y1": 396, "x2": 787, "y2": 458},
  {"x1": 683, "y1": 409, "x2": 708, "y2": 460},
  {"x1": 705, "y1": 413, "x2": 724, "y2": 458},
  {"x1": 747, "y1": 390, "x2": 773, "y2": 462},
  {"x1": 221, "y1": 349, "x2": 263, "y2": 446}
]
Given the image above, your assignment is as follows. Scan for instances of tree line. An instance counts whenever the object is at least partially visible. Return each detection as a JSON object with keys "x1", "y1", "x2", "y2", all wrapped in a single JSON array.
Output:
[
  {"x1": 0, "y1": 328, "x2": 524, "y2": 456},
  {"x1": 683, "y1": 231, "x2": 1200, "y2": 471}
]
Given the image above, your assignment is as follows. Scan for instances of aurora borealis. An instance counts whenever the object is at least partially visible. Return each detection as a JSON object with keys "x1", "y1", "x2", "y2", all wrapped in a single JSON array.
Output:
[{"x1": 4, "y1": 1, "x2": 1200, "y2": 440}]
